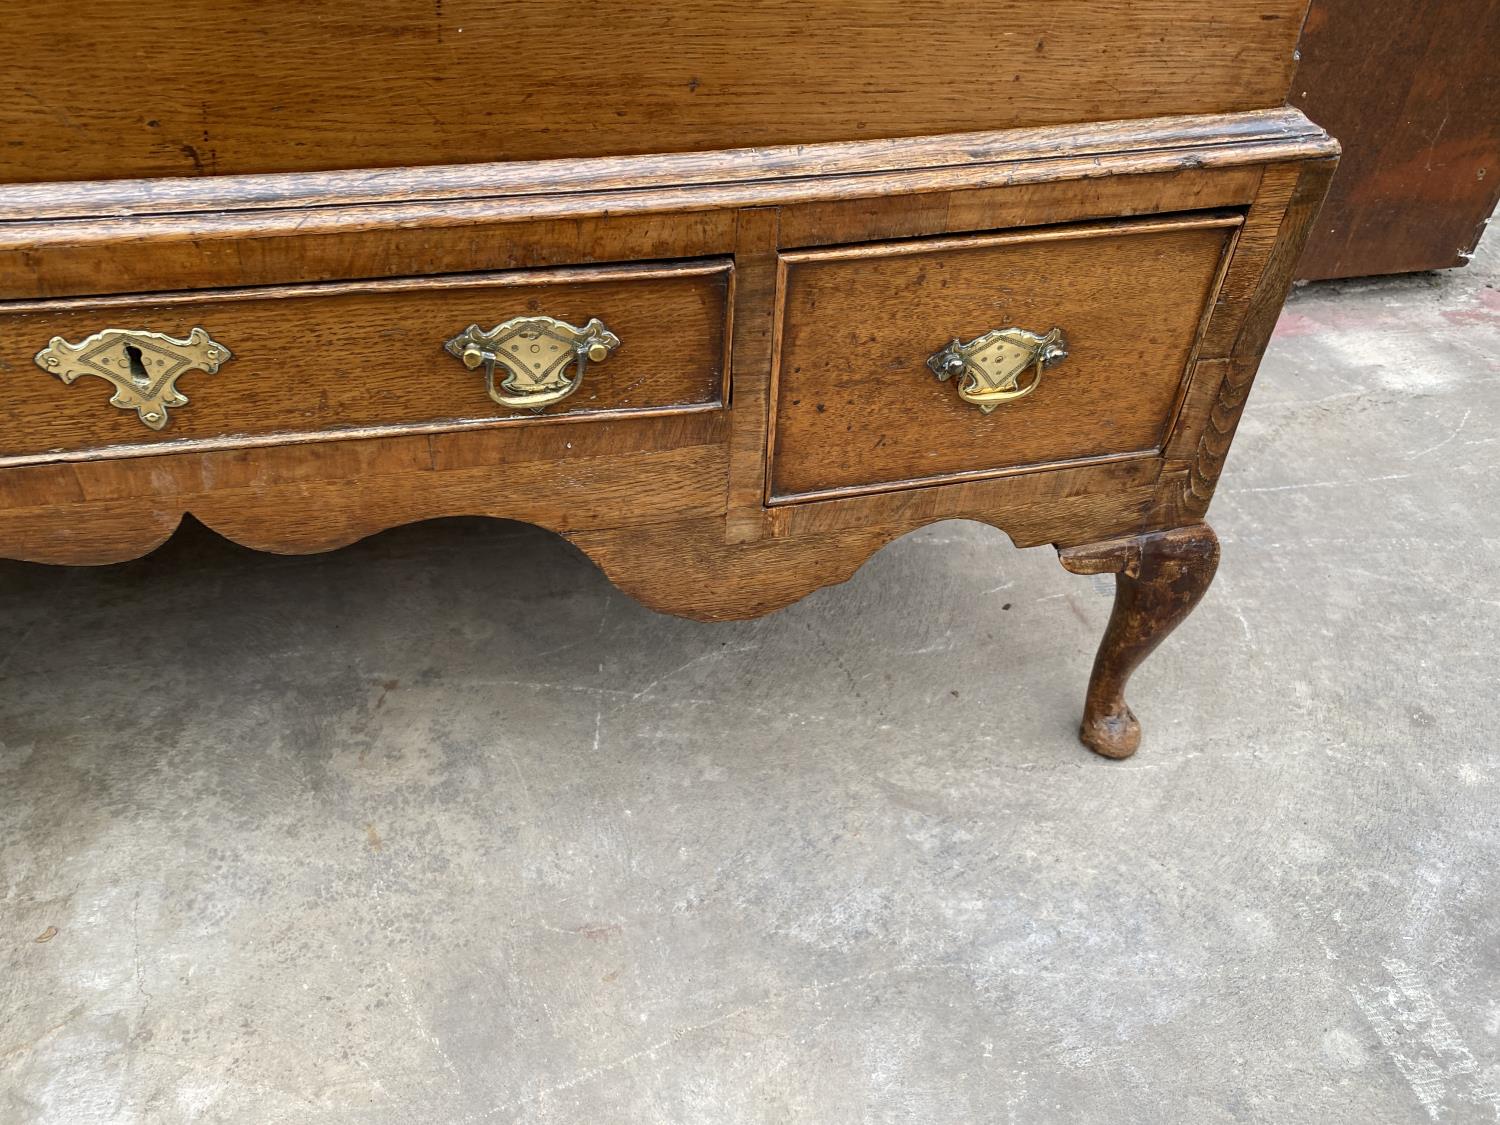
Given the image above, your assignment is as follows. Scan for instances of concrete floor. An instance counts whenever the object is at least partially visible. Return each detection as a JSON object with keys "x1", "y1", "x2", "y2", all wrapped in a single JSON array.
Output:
[{"x1": 2, "y1": 225, "x2": 1498, "y2": 1124}]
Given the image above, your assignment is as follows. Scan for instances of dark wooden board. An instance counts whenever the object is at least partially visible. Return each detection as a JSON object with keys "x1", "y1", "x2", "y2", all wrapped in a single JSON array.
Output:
[{"x1": 1291, "y1": 0, "x2": 1500, "y2": 279}]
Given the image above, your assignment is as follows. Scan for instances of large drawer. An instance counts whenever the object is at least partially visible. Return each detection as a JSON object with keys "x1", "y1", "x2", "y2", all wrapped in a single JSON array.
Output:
[
  {"x1": 0, "y1": 259, "x2": 731, "y2": 464},
  {"x1": 768, "y1": 215, "x2": 1240, "y2": 502}
]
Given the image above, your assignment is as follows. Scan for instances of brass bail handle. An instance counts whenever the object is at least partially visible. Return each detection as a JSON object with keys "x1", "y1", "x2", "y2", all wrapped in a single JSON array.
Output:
[
  {"x1": 927, "y1": 325, "x2": 1068, "y2": 414},
  {"x1": 444, "y1": 316, "x2": 620, "y2": 413}
]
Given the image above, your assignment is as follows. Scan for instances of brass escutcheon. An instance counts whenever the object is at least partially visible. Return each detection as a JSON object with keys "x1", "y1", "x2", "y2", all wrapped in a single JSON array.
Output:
[
  {"x1": 444, "y1": 316, "x2": 619, "y2": 413},
  {"x1": 927, "y1": 325, "x2": 1068, "y2": 414},
  {"x1": 33, "y1": 326, "x2": 232, "y2": 431}
]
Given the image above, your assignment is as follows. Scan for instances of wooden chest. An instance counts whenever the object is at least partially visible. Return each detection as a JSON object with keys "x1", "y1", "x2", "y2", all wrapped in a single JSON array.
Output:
[{"x1": 0, "y1": 1, "x2": 1336, "y2": 758}]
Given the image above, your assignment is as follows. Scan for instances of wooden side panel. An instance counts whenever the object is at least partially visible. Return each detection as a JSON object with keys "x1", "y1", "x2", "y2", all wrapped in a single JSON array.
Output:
[
  {"x1": 1198, "y1": 165, "x2": 1301, "y2": 357},
  {"x1": 0, "y1": 1, "x2": 1309, "y2": 184},
  {"x1": 1291, "y1": 0, "x2": 1500, "y2": 279},
  {"x1": 0, "y1": 262, "x2": 731, "y2": 463},
  {"x1": 1164, "y1": 158, "x2": 1338, "y2": 520},
  {"x1": 769, "y1": 216, "x2": 1239, "y2": 501}
]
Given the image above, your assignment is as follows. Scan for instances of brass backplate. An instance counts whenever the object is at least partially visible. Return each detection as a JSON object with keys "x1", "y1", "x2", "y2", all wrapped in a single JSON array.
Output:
[
  {"x1": 928, "y1": 326, "x2": 1068, "y2": 414},
  {"x1": 444, "y1": 315, "x2": 619, "y2": 412},
  {"x1": 34, "y1": 326, "x2": 232, "y2": 431}
]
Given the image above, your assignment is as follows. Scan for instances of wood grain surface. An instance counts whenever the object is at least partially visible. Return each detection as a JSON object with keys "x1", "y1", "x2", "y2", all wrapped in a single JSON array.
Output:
[
  {"x1": 0, "y1": 1, "x2": 1309, "y2": 184},
  {"x1": 1175, "y1": 159, "x2": 1338, "y2": 518},
  {"x1": 0, "y1": 111, "x2": 1336, "y2": 660},
  {"x1": 0, "y1": 110, "x2": 1326, "y2": 221},
  {"x1": 770, "y1": 216, "x2": 1239, "y2": 500},
  {"x1": 1291, "y1": 0, "x2": 1500, "y2": 279},
  {"x1": 0, "y1": 112, "x2": 1332, "y2": 301},
  {"x1": 0, "y1": 262, "x2": 731, "y2": 463}
]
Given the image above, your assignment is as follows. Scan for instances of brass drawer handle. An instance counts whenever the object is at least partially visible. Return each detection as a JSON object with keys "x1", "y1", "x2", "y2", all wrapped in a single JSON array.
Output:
[
  {"x1": 927, "y1": 326, "x2": 1067, "y2": 414},
  {"x1": 33, "y1": 326, "x2": 232, "y2": 431},
  {"x1": 444, "y1": 315, "x2": 620, "y2": 413}
]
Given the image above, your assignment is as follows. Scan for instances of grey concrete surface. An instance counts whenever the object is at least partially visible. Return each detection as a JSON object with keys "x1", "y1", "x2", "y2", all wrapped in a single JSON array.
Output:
[{"x1": 2, "y1": 226, "x2": 1498, "y2": 1124}]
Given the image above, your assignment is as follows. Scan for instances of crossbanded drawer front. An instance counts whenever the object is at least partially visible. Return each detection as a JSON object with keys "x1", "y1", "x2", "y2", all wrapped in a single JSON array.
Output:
[
  {"x1": 0, "y1": 259, "x2": 731, "y2": 464},
  {"x1": 768, "y1": 214, "x2": 1241, "y2": 502}
]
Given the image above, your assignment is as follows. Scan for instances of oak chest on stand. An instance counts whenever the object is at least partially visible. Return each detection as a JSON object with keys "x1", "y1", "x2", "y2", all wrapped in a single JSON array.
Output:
[{"x1": 0, "y1": 2, "x2": 1335, "y2": 757}]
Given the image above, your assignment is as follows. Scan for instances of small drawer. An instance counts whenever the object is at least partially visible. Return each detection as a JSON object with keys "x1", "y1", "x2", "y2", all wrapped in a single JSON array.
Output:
[
  {"x1": 768, "y1": 215, "x2": 1239, "y2": 502},
  {"x1": 0, "y1": 259, "x2": 731, "y2": 464}
]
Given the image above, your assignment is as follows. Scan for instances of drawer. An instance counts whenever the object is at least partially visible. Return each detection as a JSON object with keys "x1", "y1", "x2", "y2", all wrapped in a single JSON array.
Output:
[
  {"x1": 768, "y1": 215, "x2": 1240, "y2": 502},
  {"x1": 0, "y1": 259, "x2": 731, "y2": 464}
]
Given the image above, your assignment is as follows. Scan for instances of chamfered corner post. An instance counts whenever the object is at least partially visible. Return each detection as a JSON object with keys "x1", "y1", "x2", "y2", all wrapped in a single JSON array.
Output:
[{"x1": 1056, "y1": 523, "x2": 1221, "y2": 759}]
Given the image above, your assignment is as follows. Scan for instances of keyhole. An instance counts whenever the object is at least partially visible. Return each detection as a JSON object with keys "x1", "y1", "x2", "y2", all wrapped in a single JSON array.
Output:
[{"x1": 123, "y1": 344, "x2": 150, "y2": 386}]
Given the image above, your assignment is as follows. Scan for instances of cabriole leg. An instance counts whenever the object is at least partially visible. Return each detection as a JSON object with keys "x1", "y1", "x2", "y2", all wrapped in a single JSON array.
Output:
[{"x1": 1057, "y1": 524, "x2": 1221, "y2": 759}]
